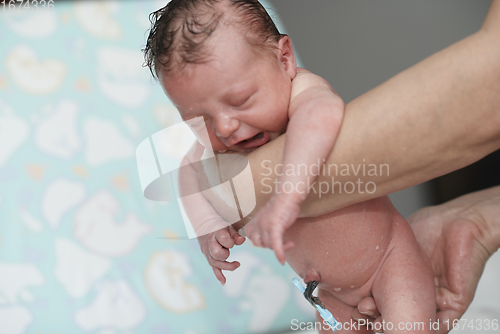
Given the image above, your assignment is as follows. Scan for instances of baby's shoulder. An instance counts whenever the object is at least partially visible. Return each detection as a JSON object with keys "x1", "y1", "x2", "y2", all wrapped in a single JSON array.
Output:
[
  {"x1": 291, "y1": 67, "x2": 332, "y2": 100},
  {"x1": 294, "y1": 68, "x2": 328, "y2": 83}
]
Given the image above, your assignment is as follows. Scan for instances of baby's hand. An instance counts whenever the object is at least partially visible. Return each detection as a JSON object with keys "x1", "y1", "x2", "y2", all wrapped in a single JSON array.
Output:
[
  {"x1": 198, "y1": 225, "x2": 245, "y2": 285},
  {"x1": 245, "y1": 194, "x2": 299, "y2": 265}
]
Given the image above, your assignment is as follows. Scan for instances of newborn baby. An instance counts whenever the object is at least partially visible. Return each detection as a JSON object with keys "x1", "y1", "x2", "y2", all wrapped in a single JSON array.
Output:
[{"x1": 143, "y1": 0, "x2": 436, "y2": 332}]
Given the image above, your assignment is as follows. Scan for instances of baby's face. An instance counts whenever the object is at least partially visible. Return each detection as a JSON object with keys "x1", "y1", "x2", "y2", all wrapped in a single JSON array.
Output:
[{"x1": 160, "y1": 25, "x2": 296, "y2": 152}]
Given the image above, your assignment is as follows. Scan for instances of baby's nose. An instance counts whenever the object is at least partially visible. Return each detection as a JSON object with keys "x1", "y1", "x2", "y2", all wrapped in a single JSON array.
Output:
[{"x1": 214, "y1": 115, "x2": 240, "y2": 139}]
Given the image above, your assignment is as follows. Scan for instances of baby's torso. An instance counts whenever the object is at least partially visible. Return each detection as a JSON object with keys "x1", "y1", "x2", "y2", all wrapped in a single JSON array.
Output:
[{"x1": 284, "y1": 195, "x2": 407, "y2": 305}]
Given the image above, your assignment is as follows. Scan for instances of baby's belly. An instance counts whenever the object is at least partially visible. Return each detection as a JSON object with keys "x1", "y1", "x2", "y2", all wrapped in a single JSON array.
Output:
[{"x1": 284, "y1": 196, "x2": 400, "y2": 301}]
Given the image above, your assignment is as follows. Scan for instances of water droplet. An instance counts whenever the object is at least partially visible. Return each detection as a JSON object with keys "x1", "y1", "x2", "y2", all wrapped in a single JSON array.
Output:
[
  {"x1": 334, "y1": 287, "x2": 341, "y2": 292},
  {"x1": 412, "y1": 300, "x2": 416, "y2": 304},
  {"x1": 325, "y1": 251, "x2": 329, "y2": 255},
  {"x1": 376, "y1": 246, "x2": 379, "y2": 250},
  {"x1": 350, "y1": 285, "x2": 355, "y2": 289}
]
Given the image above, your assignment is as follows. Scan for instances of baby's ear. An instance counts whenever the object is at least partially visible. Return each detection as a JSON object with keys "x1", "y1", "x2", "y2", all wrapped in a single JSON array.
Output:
[{"x1": 277, "y1": 35, "x2": 297, "y2": 80}]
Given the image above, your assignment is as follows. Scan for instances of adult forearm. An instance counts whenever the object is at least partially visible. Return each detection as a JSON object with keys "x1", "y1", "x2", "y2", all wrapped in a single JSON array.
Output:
[{"x1": 247, "y1": 1, "x2": 500, "y2": 218}]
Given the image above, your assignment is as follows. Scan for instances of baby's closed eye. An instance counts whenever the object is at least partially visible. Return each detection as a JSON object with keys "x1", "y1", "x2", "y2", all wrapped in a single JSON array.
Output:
[{"x1": 231, "y1": 95, "x2": 252, "y2": 107}]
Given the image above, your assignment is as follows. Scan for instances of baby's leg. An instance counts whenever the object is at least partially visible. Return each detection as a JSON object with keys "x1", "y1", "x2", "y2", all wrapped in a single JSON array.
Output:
[
  {"x1": 316, "y1": 289, "x2": 374, "y2": 334},
  {"x1": 372, "y1": 219, "x2": 436, "y2": 334}
]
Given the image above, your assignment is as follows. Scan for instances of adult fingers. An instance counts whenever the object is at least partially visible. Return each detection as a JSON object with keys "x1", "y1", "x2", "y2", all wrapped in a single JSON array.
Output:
[
  {"x1": 357, "y1": 296, "x2": 381, "y2": 318},
  {"x1": 354, "y1": 297, "x2": 383, "y2": 332},
  {"x1": 436, "y1": 309, "x2": 462, "y2": 334},
  {"x1": 371, "y1": 317, "x2": 384, "y2": 333},
  {"x1": 351, "y1": 307, "x2": 372, "y2": 322},
  {"x1": 352, "y1": 308, "x2": 382, "y2": 332}
]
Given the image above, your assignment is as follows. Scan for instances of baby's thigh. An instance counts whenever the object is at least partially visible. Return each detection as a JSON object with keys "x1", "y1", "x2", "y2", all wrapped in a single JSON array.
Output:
[
  {"x1": 372, "y1": 234, "x2": 435, "y2": 333},
  {"x1": 316, "y1": 289, "x2": 374, "y2": 334}
]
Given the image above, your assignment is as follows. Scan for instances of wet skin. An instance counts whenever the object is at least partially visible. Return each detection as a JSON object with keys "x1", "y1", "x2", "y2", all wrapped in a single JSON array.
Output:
[
  {"x1": 284, "y1": 196, "x2": 435, "y2": 333},
  {"x1": 285, "y1": 197, "x2": 394, "y2": 303}
]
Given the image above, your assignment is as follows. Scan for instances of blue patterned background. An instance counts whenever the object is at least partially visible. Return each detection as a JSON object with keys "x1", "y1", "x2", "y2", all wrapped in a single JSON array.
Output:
[{"x1": 0, "y1": 1, "x2": 314, "y2": 333}]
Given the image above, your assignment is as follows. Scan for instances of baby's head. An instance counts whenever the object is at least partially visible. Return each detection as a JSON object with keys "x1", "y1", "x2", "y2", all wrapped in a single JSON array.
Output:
[{"x1": 143, "y1": 0, "x2": 298, "y2": 152}]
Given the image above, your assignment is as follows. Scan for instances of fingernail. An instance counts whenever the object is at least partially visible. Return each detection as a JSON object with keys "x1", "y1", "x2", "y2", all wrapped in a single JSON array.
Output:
[{"x1": 359, "y1": 311, "x2": 374, "y2": 316}]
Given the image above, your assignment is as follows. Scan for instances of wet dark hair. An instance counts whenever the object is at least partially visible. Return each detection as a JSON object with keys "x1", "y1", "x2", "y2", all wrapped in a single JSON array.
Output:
[{"x1": 142, "y1": 0, "x2": 285, "y2": 79}]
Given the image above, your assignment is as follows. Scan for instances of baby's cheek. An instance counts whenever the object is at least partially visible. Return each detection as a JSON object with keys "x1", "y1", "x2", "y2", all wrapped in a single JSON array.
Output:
[
  {"x1": 277, "y1": 108, "x2": 290, "y2": 133},
  {"x1": 263, "y1": 102, "x2": 289, "y2": 132}
]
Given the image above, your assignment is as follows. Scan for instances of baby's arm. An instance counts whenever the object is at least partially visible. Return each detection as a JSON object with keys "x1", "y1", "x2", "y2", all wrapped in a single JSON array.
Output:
[
  {"x1": 246, "y1": 68, "x2": 345, "y2": 264},
  {"x1": 179, "y1": 142, "x2": 245, "y2": 284},
  {"x1": 282, "y1": 68, "x2": 345, "y2": 203}
]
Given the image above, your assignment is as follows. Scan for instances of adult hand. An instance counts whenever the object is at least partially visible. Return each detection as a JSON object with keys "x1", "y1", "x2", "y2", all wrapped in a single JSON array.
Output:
[{"x1": 352, "y1": 187, "x2": 500, "y2": 334}]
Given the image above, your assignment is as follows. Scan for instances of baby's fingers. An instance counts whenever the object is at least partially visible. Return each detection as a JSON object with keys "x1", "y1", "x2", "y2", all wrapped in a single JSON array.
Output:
[
  {"x1": 213, "y1": 267, "x2": 226, "y2": 285},
  {"x1": 274, "y1": 248, "x2": 285, "y2": 266},
  {"x1": 245, "y1": 222, "x2": 263, "y2": 248},
  {"x1": 272, "y1": 235, "x2": 293, "y2": 265},
  {"x1": 211, "y1": 260, "x2": 241, "y2": 285},
  {"x1": 209, "y1": 259, "x2": 240, "y2": 271},
  {"x1": 229, "y1": 225, "x2": 245, "y2": 245},
  {"x1": 215, "y1": 229, "x2": 235, "y2": 249},
  {"x1": 210, "y1": 259, "x2": 240, "y2": 285},
  {"x1": 209, "y1": 236, "x2": 230, "y2": 261}
]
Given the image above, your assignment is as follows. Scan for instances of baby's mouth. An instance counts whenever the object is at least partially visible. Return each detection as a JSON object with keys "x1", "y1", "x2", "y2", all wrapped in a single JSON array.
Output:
[{"x1": 235, "y1": 132, "x2": 269, "y2": 149}]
